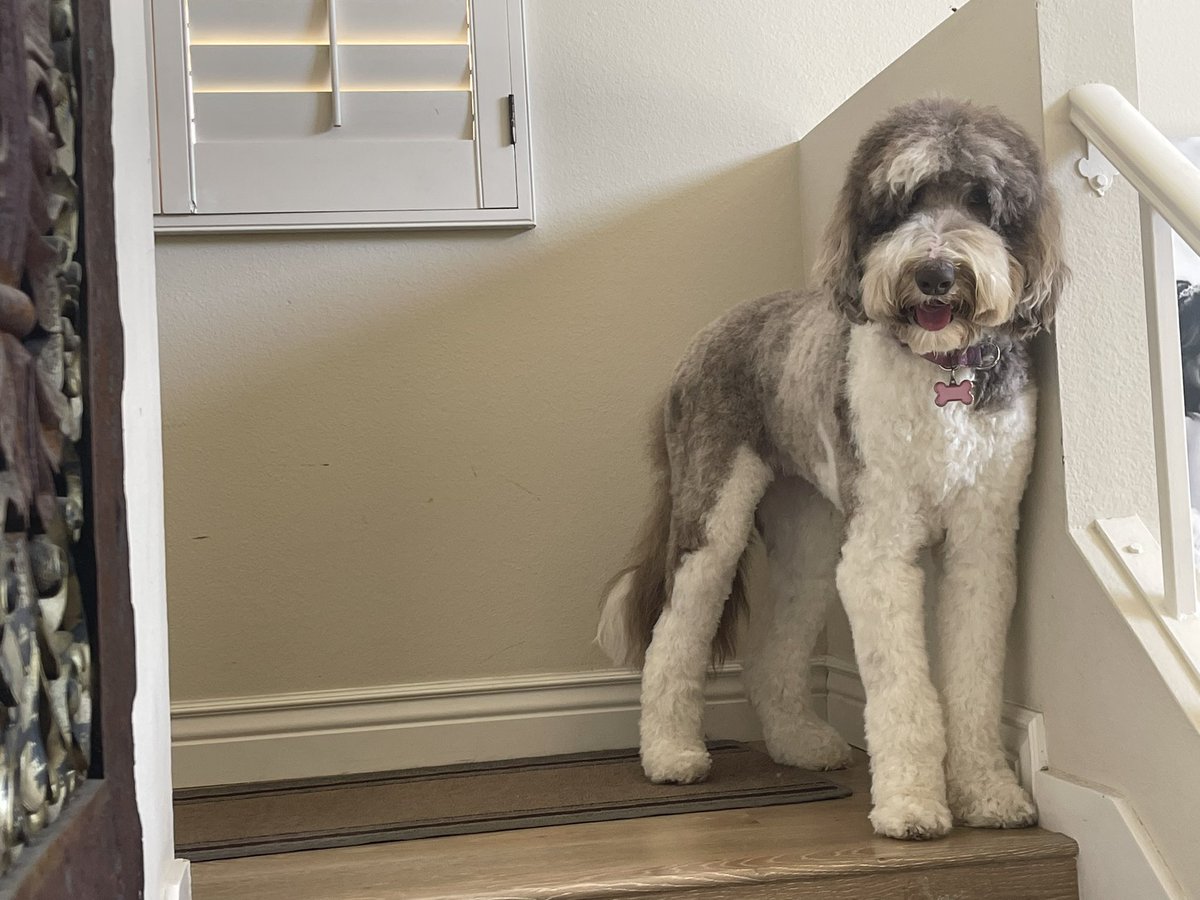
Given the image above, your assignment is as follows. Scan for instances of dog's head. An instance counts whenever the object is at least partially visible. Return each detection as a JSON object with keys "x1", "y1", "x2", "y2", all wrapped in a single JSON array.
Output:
[{"x1": 815, "y1": 98, "x2": 1067, "y2": 353}]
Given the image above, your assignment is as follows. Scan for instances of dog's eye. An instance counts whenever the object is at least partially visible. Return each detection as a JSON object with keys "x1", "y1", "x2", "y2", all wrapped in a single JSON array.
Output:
[{"x1": 966, "y1": 186, "x2": 991, "y2": 213}]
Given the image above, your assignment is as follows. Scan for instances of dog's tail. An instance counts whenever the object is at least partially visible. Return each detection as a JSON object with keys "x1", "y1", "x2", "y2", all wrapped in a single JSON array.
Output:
[
  {"x1": 596, "y1": 415, "x2": 673, "y2": 668},
  {"x1": 596, "y1": 407, "x2": 749, "y2": 669}
]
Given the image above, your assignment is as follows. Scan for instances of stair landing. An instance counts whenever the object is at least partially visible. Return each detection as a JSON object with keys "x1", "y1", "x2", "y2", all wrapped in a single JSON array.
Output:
[{"x1": 189, "y1": 751, "x2": 1078, "y2": 899}]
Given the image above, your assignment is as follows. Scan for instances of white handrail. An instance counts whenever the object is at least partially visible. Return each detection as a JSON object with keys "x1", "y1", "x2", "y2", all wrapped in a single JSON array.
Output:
[
  {"x1": 1069, "y1": 83, "x2": 1200, "y2": 620},
  {"x1": 1069, "y1": 83, "x2": 1200, "y2": 256}
]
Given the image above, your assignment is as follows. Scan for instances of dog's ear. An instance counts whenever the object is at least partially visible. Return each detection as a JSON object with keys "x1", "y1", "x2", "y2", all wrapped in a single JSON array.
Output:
[
  {"x1": 1012, "y1": 189, "x2": 1068, "y2": 338},
  {"x1": 815, "y1": 191, "x2": 869, "y2": 325}
]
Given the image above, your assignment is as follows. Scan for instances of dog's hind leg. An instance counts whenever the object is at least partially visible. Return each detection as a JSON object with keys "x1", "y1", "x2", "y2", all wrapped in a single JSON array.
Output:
[
  {"x1": 743, "y1": 478, "x2": 851, "y2": 770},
  {"x1": 640, "y1": 445, "x2": 772, "y2": 784}
]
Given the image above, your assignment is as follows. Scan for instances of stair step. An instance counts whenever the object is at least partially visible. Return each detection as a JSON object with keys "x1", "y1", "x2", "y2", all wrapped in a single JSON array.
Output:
[{"x1": 190, "y1": 752, "x2": 1078, "y2": 899}]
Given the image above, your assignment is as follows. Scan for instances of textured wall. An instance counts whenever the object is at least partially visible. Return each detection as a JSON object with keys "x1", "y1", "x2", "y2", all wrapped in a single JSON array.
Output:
[
  {"x1": 1135, "y1": 0, "x2": 1200, "y2": 138},
  {"x1": 1039, "y1": 3, "x2": 1200, "y2": 891},
  {"x1": 1136, "y1": 0, "x2": 1200, "y2": 286},
  {"x1": 155, "y1": 0, "x2": 953, "y2": 701}
]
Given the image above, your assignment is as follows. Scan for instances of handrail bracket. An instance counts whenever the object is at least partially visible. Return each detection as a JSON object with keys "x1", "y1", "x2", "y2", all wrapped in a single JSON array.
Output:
[{"x1": 1077, "y1": 140, "x2": 1119, "y2": 197}]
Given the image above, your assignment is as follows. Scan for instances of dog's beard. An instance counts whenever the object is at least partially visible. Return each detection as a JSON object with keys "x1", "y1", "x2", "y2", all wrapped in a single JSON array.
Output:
[{"x1": 859, "y1": 211, "x2": 1021, "y2": 353}]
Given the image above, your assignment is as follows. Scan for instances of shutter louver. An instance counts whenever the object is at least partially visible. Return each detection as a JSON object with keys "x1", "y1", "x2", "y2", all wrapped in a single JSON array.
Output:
[{"x1": 175, "y1": 0, "x2": 518, "y2": 215}]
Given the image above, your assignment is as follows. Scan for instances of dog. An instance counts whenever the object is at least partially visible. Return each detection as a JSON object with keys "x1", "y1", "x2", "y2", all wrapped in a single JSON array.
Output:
[{"x1": 597, "y1": 97, "x2": 1067, "y2": 841}]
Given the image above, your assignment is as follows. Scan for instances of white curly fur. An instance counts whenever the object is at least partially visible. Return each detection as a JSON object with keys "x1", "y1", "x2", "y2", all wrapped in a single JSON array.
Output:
[
  {"x1": 639, "y1": 447, "x2": 772, "y2": 784},
  {"x1": 597, "y1": 570, "x2": 639, "y2": 668},
  {"x1": 839, "y1": 325, "x2": 1037, "y2": 838},
  {"x1": 861, "y1": 210, "x2": 1020, "y2": 354},
  {"x1": 627, "y1": 325, "x2": 1039, "y2": 835},
  {"x1": 602, "y1": 99, "x2": 1062, "y2": 842}
]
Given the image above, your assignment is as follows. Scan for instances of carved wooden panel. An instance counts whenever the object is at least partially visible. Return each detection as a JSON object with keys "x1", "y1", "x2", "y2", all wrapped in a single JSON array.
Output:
[{"x1": 0, "y1": 0, "x2": 94, "y2": 876}]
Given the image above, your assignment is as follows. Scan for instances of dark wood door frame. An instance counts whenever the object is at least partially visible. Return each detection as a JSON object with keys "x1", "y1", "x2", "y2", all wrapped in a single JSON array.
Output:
[{"x1": 0, "y1": 0, "x2": 144, "y2": 895}]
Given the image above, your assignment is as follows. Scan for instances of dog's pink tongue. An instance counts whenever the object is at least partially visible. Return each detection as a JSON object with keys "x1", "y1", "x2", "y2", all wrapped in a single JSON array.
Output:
[{"x1": 915, "y1": 303, "x2": 953, "y2": 332}]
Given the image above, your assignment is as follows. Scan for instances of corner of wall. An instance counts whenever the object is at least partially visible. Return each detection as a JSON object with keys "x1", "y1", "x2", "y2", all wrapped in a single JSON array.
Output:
[{"x1": 110, "y1": 1, "x2": 179, "y2": 897}]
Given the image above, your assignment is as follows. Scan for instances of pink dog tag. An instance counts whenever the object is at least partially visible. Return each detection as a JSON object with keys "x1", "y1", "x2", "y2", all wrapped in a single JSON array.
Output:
[
  {"x1": 922, "y1": 343, "x2": 999, "y2": 409},
  {"x1": 934, "y1": 379, "x2": 974, "y2": 407}
]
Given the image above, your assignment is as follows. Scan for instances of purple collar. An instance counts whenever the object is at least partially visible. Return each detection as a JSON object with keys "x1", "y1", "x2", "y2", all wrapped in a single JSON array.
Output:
[{"x1": 921, "y1": 340, "x2": 1001, "y2": 372}]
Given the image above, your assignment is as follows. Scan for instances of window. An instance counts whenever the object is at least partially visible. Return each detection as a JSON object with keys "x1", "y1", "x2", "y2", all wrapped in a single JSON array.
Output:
[{"x1": 146, "y1": 0, "x2": 533, "y2": 232}]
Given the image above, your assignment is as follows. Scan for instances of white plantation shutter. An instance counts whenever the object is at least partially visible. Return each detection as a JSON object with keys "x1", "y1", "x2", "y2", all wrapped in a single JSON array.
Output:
[{"x1": 148, "y1": 0, "x2": 532, "y2": 230}]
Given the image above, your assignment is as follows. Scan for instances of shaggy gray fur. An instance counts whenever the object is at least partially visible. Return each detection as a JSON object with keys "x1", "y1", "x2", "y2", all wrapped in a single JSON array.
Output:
[
  {"x1": 818, "y1": 98, "x2": 1065, "y2": 336},
  {"x1": 608, "y1": 97, "x2": 1066, "y2": 665}
]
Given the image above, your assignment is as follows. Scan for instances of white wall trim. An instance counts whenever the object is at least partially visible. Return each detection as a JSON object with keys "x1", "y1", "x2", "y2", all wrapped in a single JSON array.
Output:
[
  {"x1": 162, "y1": 859, "x2": 192, "y2": 900},
  {"x1": 172, "y1": 664, "x2": 792, "y2": 788},
  {"x1": 169, "y1": 653, "x2": 1184, "y2": 896},
  {"x1": 173, "y1": 657, "x2": 1055, "y2": 789},
  {"x1": 1076, "y1": 520, "x2": 1200, "y2": 735},
  {"x1": 112, "y1": 2, "x2": 183, "y2": 898},
  {"x1": 1036, "y1": 769, "x2": 1184, "y2": 900}
]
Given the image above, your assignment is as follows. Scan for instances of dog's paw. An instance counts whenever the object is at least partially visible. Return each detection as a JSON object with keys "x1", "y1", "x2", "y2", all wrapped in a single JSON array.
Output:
[
  {"x1": 949, "y1": 776, "x2": 1037, "y2": 829},
  {"x1": 870, "y1": 794, "x2": 953, "y2": 841},
  {"x1": 641, "y1": 743, "x2": 712, "y2": 784},
  {"x1": 765, "y1": 717, "x2": 853, "y2": 771}
]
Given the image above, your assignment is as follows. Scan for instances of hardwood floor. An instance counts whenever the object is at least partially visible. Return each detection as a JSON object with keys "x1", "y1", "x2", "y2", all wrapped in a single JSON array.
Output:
[{"x1": 189, "y1": 752, "x2": 1078, "y2": 899}]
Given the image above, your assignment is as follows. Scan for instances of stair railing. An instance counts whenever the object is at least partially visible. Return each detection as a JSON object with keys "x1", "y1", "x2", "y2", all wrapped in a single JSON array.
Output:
[{"x1": 1069, "y1": 83, "x2": 1200, "y2": 621}]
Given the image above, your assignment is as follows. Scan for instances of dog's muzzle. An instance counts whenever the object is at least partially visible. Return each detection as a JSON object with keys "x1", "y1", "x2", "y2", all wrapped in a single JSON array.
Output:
[
  {"x1": 909, "y1": 258, "x2": 967, "y2": 333},
  {"x1": 914, "y1": 258, "x2": 956, "y2": 296}
]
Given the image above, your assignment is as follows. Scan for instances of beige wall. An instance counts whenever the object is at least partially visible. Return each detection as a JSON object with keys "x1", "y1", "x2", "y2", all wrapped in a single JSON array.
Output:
[
  {"x1": 156, "y1": 0, "x2": 954, "y2": 701},
  {"x1": 1136, "y1": 0, "x2": 1200, "y2": 136}
]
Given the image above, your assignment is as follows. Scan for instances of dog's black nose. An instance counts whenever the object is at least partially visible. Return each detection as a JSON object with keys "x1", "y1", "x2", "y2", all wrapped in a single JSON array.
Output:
[{"x1": 914, "y1": 258, "x2": 956, "y2": 296}]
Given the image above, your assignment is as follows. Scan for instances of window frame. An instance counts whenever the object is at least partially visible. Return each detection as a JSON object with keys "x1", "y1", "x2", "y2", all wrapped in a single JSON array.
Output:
[{"x1": 145, "y1": 0, "x2": 534, "y2": 233}]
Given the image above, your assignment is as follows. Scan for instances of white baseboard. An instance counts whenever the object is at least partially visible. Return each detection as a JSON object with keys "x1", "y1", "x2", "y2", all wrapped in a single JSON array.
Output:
[
  {"x1": 168, "y1": 658, "x2": 1031, "y2": 788},
  {"x1": 162, "y1": 858, "x2": 191, "y2": 900},
  {"x1": 170, "y1": 655, "x2": 1186, "y2": 896},
  {"x1": 171, "y1": 665, "x2": 793, "y2": 788},
  {"x1": 1036, "y1": 770, "x2": 1183, "y2": 900}
]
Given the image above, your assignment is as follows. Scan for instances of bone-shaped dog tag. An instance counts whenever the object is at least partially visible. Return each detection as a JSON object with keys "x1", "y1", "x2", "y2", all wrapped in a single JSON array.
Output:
[
  {"x1": 934, "y1": 379, "x2": 974, "y2": 406},
  {"x1": 935, "y1": 366, "x2": 975, "y2": 407},
  {"x1": 924, "y1": 347, "x2": 996, "y2": 408}
]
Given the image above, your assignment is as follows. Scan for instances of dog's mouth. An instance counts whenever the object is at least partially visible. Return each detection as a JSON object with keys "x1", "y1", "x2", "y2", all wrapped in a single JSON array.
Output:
[{"x1": 911, "y1": 302, "x2": 954, "y2": 332}]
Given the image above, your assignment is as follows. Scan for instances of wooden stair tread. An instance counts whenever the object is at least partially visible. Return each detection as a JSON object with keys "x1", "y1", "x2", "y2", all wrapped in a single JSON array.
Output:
[{"x1": 190, "y1": 752, "x2": 1078, "y2": 899}]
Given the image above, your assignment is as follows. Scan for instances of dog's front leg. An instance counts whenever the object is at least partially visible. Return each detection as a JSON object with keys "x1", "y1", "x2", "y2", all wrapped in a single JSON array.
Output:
[
  {"x1": 937, "y1": 493, "x2": 1037, "y2": 828},
  {"x1": 836, "y1": 486, "x2": 951, "y2": 840}
]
